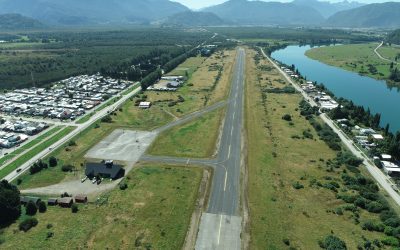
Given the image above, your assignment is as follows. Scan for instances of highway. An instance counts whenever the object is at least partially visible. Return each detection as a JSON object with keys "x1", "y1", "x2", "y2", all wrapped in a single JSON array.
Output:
[
  {"x1": 260, "y1": 47, "x2": 400, "y2": 207},
  {"x1": 3, "y1": 84, "x2": 142, "y2": 182}
]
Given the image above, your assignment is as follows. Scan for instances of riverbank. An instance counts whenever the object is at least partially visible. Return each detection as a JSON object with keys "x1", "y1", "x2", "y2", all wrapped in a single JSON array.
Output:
[{"x1": 305, "y1": 43, "x2": 400, "y2": 86}]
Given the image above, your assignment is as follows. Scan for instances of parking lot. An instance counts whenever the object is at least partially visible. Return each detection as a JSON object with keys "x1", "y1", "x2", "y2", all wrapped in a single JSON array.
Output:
[{"x1": 85, "y1": 129, "x2": 157, "y2": 162}]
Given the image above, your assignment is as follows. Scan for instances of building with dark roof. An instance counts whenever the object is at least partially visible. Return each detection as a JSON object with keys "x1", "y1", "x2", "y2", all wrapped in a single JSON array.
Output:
[
  {"x1": 75, "y1": 195, "x2": 88, "y2": 203},
  {"x1": 47, "y1": 198, "x2": 58, "y2": 206},
  {"x1": 85, "y1": 162, "x2": 125, "y2": 180},
  {"x1": 58, "y1": 197, "x2": 73, "y2": 208}
]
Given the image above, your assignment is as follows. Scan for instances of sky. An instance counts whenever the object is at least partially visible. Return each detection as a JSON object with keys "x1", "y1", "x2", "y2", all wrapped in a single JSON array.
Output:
[{"x1": 173, "y1": 0, "x2": 400, "y2": 9}]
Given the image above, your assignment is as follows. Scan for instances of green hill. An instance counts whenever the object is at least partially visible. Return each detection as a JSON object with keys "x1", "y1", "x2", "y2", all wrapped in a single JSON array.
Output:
[
  {"x1": 388, "y1": 29, "x2": 400, "y2": 45},
  {"x1": 0, "y1": 13, "x2": 43, "y2": 30}
]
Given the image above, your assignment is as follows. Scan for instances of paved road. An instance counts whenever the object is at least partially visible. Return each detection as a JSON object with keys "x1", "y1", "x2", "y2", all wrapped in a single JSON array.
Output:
[
  {"x1": 374, "y1": 41, "x2": 399, "y2": 64},
  {"x1": 3, "y1": 84, "x2": 142, "y2": 182},
  {"x1": 261, "y1": 47, "x2": 400, "y2": 207}
]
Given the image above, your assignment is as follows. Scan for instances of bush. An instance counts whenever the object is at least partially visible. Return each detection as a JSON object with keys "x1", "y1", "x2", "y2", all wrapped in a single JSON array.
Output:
[
  {"x1": 0, "y1": 180, "x2": 21, "y2": 226},
  {"x1": 68, "y1": 140, "x2": 77, "y2": 147},
  {"x1": 38, "y1": 201, "x2": 47, "y2": 213},
  {"x1": 292, "y1": 182, "x2": 304, "y2": 189},
  {"x1": 19, "y1": 218, "x2": 38, "y2": 232},
  {"x1": 101, "y1": 115, "x2": 112, "y2": 123},
  {"x1": 282, "y1": 114, "x2": 292, "y2": 121},
  {"x1": 26, "y1": 201, "x2": 37, "y2": 216},
  {"x1": 71, "y1": 204, "x2": 78, "y2": 213},
  {"x1": 362, "y1": 220, "x2": 385, "y2": 232},
  {"x1": 61, "y1": 165, "x2": 74, "y2": 172},
  {"x1": 382, "y1": 236, "x2": 400, "y2": 247},
  {"x1": 366, "y1": 201, "x2": 386, "y2": 213},
  {"x1": 319, "y1": 235, "x2": 347, "y2": 250},
  {"x1": 119, "y1": 182, "x2": 128, "y2": 190},
  {"x1": 49, "y1": 156, "x2": 58, "y2": 167}
]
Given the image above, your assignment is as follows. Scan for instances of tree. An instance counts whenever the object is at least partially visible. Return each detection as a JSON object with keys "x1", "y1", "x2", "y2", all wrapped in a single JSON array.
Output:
[
  {"x1": 26, "y1": 201, "x2": 37, "y2": 216},
  {"x1": 49, "y1": 156, "x2": 58, "y2": 167},
  {"x1": 38, "y1": 201, "x2": 47, "y2": 213},
  {"x1": 282, "y1": 114, "x2": 292, "y2": 121},
  {"x1": 0, "y1": 180, "x2": 21, "y2": 226}
]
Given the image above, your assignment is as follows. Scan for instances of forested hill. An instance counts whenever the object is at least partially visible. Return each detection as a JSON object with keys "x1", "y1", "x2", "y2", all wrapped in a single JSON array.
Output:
[
  {"x1": 0, "y1": 0, "x2": 189, "y2": 25},
  {"x1": 203, "y1": 0, "x2": 325, "y2": 26},
  {"x1": 325, "y1": 2, "x2": 400, "y2": 28},
  {"x1": 388, "y1": 29, "x2": 400, "y2": 45},
  {"x1": 0, "y1": 14, "x2": 43, "y2": 30},
  {"x1": 162, "y1": 11, "x2": 227, "y2": 27}
]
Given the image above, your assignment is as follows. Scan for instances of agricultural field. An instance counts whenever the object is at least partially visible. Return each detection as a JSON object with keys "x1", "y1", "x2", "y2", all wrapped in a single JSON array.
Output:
[
  {"x1": 305, "y1": 43, "x2": 400, "y2": 82},
  {"x1": 1, "y1": 164, "x2": 203, "y2": 249},
  {"x1": 245, "y1": 48, "x2": 400, "y2": 249},
  {"x1": 148, "y1": 108, "x2": 224, "y2": 158}
]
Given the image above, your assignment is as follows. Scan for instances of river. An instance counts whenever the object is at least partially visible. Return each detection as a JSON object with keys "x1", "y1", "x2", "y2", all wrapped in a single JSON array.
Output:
[{"x1": 271, "y1": 45, "x2": 400, "y2": 133}]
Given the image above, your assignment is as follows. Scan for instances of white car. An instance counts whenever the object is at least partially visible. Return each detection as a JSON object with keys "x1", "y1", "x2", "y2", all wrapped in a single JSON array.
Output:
[
  {"x1": 92, "y1": 177, "x2": 97, "y2": 184},
  {"x1": 81, "y1": 176, "x2": 88, "y2": 183}
]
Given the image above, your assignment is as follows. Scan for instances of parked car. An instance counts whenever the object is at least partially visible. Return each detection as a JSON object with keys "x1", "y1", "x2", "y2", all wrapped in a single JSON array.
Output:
[{"x1": 92, "y1": 177, "x2": 97, "y2": 184}]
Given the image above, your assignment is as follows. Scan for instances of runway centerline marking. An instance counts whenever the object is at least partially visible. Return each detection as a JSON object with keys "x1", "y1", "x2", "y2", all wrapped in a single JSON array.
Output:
[
  {"x1": 217, "y1": 215, "x2": 223, "y2": 244},
  {"x1": 224, "y1": 170, "x2": 228, "y2": 191},
  {"x1": 228, "y1": 145, "x2": 231, "y2": 159}
]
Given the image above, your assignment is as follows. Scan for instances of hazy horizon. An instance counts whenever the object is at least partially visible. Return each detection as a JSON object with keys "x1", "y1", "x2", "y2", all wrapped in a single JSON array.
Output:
[{"x1": 174, "y1": 0, "x2": 400, "y2": 10}]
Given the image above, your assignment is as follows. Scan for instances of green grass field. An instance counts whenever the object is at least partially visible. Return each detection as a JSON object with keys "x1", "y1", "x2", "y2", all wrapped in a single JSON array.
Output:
[
  {"x1": 306, "y1": 43, "x2": 400, "y2": 82},
  {"x1": 167, "y1": 56, "x2": 206, "y2": 77},
  {"x1": 0, "y1": 127, "x2": 75, "y2": 180},
  {"x1": 148, "y1": 108, "x2": 224, "y2": 158},
  {"x1": 2, "y1": 164, "x2": 203, "y2": 249},
  {"x1": 245, "y1": 48, "x2": 396, "y2": 249}
]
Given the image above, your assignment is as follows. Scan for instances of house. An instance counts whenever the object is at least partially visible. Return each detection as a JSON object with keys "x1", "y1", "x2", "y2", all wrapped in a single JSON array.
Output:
[
  {"x1": 167, "y1": 81, "x2": 180, "y2": 88},
  {"x1": 85, "y1": 162, "x2": 125, "y2": 180},
  {"x1": 139, "y1": 102, "x2": 151, "y2": 109},
  {"x1": 47, "y1": 198, "x2": 58, "y2": 206},
  {"x1": 58, "y1": 197, "x2": 74, "y2": 208},
  {"x1": 371, "y1": 134, "x2": 384, "y2": 140},
  {"x1": 75, "y1": 195, "x2": 88, "y2": 203},
  {"x1": 20, "y1": 196, "x2": 41, "y2": 205}
]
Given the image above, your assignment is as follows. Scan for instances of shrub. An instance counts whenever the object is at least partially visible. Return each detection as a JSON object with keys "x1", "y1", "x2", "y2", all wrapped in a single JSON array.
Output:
[
  {"x1": 381, "y1": 236, "x2": 400, "y2": 247},
  {"x1": 119, "y1": 182, "x2": 128, "y2": 190},
  {"x1": 366, "y1": 201, "x2": 386, "y2": 213},
  {"x1": 293, "y1": 182, "x2": 304, "y2": 189},
  {"x1": 61, "y1": 165, "x2": 74, "y2": 172},
  {"x1": 319, "y1": 235, "x2": 347, "y2": 250},
  {"x1": 362, "y1": 220, "x2": 385, "y2": 232},
  {"x1": 101, "y1": 115, "x2": 112, "y2": 123},
  {"x1": 38, "y1": 201, "x2": 47, "y2": 213},
  {"x1": 282, "y1": 114, "x2": 292, "y2": 121},
  {"x1": 283, "y1": 238, "x2": 290, "y2": 246},
  {"x1": 25, "y1": 201, "x2": 37, "y2": 216},
  {"x1": 19, "y1": 218, "x2": 38, "y2": 232},
  {"x1": 49, "y1": 156, "x2": 58, "y2": 167},
  {"x1": 71, "y1": 204, "x2": 78, "y2": 213},
  {"x1": 46, "y1": 231, "x2": 54, "y2": 239},
  {"x1": 68, "y1": 140, "x2": 77, "y2": 147}
]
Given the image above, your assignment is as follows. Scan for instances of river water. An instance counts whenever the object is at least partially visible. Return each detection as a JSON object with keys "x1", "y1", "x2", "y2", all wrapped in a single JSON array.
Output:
[{"x1": 271, "y1": 45, "x2": 400, "y2": 133}]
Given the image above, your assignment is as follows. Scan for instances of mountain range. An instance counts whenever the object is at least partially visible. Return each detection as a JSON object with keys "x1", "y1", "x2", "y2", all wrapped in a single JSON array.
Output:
[
  {"x1": 325, "y1": 2, "x2": 400, "y2": 28},
  {"x1": 0, "y1": 0, "x2": 399, "y2": 29}
]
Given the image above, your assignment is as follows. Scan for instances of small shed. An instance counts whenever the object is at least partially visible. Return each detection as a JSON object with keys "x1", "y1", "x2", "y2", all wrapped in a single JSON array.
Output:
[
  {"x1": 20, "y1": 196, "x2": 41, "y2": 205},
  {"x1": 47, "y1": 198, "x2": 58, "y2": 206},
  {"x1": 75, "y1": 195, "x2": 88, "y2": 204},
  {"x1": 58, "y1": 197, "x2": 74, "y2": 208}
]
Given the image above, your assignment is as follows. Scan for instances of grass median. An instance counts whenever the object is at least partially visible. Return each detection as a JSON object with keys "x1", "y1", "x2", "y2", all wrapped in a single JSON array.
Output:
[{"x1": 0, "y1": 126, "x2": 75, "y2": 180}]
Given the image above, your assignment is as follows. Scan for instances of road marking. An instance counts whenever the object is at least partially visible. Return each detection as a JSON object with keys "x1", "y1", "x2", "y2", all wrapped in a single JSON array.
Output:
[
  {"x1": 228, "y1": 145, "x2": 231, "y2": 159},
  {"x1": 217, "y1": 215, "x2": 223, "y2": 244},
  {"x1": 231, "y1": 127, "x2": 234, "y2": 136},
  {"x1": 186, "y1": 158, "x2": 190, "y2": 165},
  {"x1": 224, "y1": 170, "x2": 228, "y2": 191},
  {"x1": 233, "y1": 111, "x2": 235, "y2": 119}
]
